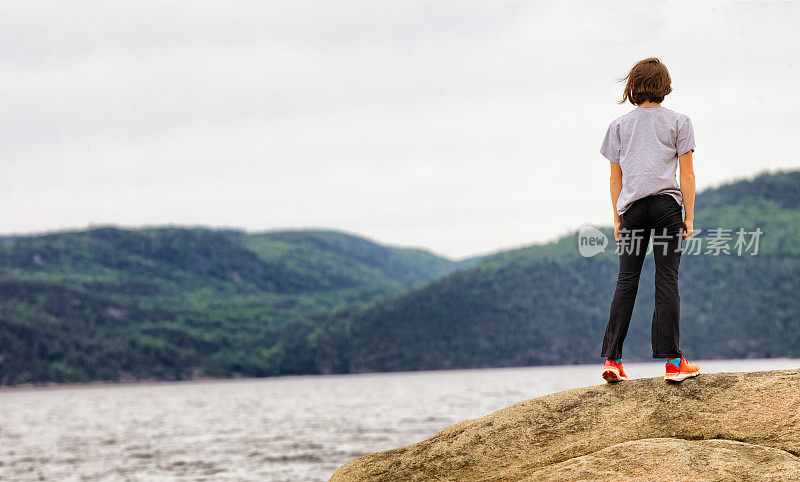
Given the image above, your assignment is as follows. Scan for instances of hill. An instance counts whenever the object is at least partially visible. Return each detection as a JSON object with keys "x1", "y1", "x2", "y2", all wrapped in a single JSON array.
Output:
[
  {"x1": 241, "y1": 229, "x2": 472, "y2": 291},
  {"x1": 314, "y1": 169, "x2": 800, "y2": 373},
  {"x1": 1, "y1": 169, "x2": 798, "y2": 385},
  {"x1": 331, "y1": 369, "x2": 800, "y2": 480},
  {"x1": 0, "y1": 227, "x2": 467, "y2": 385}
]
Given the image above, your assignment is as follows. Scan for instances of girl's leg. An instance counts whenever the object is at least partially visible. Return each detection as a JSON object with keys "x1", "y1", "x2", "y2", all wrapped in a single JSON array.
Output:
[
  {"x1": 601, "y1": 203, "x2": 650, "y2": 359},
  {"x1": 650, "y1": 195, "x2": 684, "y2": 358}
]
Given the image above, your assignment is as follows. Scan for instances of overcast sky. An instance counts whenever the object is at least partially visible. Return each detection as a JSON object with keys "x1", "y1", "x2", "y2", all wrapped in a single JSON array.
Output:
[{"x1": 2, "y1": 1, "x2": 798, "y2": 259}]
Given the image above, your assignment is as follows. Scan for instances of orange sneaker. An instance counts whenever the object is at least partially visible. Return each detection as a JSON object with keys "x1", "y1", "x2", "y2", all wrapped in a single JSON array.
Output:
[
  {"x1": 602, "y1": 358, "x2": 628, "y2": 383},
  {"x1": 664, "y1": 356, "x2": 700, "y2": 382}
]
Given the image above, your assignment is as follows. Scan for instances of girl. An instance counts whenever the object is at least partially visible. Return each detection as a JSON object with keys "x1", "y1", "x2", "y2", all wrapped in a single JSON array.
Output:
[{"x1": 598, "y1": 57, "x2": 700, "y2": 383}]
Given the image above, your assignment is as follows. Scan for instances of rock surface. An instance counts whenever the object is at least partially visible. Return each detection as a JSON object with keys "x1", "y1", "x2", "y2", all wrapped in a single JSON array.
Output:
[{"x1": 331, "y1": 369, "x2": 800, "y2": 481}]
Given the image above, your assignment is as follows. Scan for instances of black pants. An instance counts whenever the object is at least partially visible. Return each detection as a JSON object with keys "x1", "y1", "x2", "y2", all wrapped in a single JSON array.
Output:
[{"x1": 600, "y1": 193, "x2": 684, "y2": 359}]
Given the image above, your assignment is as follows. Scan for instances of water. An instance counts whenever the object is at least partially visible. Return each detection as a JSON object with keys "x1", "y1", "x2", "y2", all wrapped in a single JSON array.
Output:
[{"x1": 1, "y1": 358, "x2": 797, "y2": 481}]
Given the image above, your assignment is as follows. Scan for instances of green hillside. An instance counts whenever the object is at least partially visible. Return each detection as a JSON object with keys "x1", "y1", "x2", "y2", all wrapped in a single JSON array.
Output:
[
  {"x1": 1, "y1": 169, "x2": 798, "y2": 385},
  {"x1": 241, "y1": 229, "x2": 470, "y2": 292},
  {"x1": 0, "y1": 227, "x2": 465, "y2": 385},
  {"x1": 313, "y1": 169, "x2": 800, "y2": 373}
]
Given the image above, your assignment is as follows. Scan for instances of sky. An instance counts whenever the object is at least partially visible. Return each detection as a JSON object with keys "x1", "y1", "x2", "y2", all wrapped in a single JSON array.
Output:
[{"x1": 2, "y1": 1, "x2": 799, "y2": 260}]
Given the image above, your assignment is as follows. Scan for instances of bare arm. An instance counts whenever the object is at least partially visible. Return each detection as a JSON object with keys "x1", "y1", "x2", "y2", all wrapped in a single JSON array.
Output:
[
  {"x1": 610, "y1": 162, "x2": 623, "y2": 241},
  {"x1": 679, "y1": 150, "x2": 695, "y2": 239}
]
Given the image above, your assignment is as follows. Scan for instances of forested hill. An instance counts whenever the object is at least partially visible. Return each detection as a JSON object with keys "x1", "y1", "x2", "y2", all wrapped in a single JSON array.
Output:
[
  {"x1": 1, "y1": 169, "x2": 798, "y2": 385},
  {"x1": 0, "y1": 227, "x2": 472, "y2": 385},
  {"x1": 240, "y1": 229, "x2": 473, "y2": 291},
  {"x1": 0, "y1": 227, "x2": 470, "y2": 294},
  {"x1": 313, "y1": 169, "x2": 800, "y2": 373}
]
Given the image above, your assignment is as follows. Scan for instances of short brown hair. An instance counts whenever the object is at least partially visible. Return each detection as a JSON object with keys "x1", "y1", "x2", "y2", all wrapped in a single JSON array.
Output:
[{"x1": 617, "y1": 57, "x2": 672, "y2": 105}]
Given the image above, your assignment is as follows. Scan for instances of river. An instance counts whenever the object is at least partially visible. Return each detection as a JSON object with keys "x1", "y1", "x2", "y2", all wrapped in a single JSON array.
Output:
[{"x1": 1, "y1": 357, "x2": 797, "y2": 481}]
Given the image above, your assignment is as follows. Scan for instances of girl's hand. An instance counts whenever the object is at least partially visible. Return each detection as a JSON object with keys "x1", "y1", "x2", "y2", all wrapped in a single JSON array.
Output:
[
  {"x1": 614, "y1": 220, "x2": 621, "y2": 242},
  {"x1": 683, "y1": 219, "x2": 694, "y2": 239}
]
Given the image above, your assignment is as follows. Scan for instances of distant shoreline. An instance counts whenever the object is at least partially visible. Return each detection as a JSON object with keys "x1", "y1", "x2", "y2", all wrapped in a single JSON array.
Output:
[
  {"x1": 2, "y1": 356, "x2": 798, "y2": 393},
  {"x1": 0, "y1": 376, "x2": 243, "y2": 393}
]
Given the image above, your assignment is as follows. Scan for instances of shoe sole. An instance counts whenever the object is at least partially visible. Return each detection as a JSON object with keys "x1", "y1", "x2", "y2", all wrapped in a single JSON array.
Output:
[
  {"x1": 602, "y1": 367, "x2": 628, "y2": 383},
  {"x1": 665, "y1": 369, "x2": 700, "y2": 382}
]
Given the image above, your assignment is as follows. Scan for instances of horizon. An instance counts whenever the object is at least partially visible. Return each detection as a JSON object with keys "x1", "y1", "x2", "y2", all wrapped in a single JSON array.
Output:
[{"x1": 2, "y1": 165, "x2": 794, "y2": 262}]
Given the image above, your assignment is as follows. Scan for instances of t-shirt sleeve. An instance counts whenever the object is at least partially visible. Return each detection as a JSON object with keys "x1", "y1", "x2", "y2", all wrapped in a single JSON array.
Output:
[
  {"x1": 599, "y1": 121, "x2": 621, "y2": 164},
  {"x1": 677, "y1": 117, "x2": 696, "y2": 156}
]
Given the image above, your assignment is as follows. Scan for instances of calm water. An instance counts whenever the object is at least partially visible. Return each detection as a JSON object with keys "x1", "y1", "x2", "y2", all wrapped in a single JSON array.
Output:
[{"x1": 1, "y1": 358, "x2": 798, "y2": 481}]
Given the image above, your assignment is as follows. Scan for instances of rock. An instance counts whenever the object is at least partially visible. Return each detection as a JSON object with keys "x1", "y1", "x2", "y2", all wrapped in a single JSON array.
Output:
[{"x1": 330, "y1": 369, "x2": 800, "y2": 481}]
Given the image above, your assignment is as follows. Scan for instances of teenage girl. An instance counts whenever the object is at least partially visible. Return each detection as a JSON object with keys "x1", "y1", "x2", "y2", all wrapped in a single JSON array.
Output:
[{"x1": 598, "y1": 57, "x2": 700, "y2": 383}]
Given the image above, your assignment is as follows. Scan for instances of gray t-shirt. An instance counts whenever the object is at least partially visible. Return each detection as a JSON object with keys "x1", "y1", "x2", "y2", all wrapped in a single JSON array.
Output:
[{"x1": 600, "y1": 105, "x2": 695, "y2": 215}]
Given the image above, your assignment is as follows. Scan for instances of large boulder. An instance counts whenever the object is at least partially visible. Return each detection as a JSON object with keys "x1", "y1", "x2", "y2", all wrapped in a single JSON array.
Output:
[{"x1": 331, "y1": 369, "x2": 800, "y2": 480}]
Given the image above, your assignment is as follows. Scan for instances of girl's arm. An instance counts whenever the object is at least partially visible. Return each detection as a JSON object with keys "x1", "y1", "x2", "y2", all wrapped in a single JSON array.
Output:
[
  {"x1": 679, "y1": 151, "x2": 695, "y2": 239},
  {"x1": 610, "y1": 162, "x2": 623, "y2": 241}
]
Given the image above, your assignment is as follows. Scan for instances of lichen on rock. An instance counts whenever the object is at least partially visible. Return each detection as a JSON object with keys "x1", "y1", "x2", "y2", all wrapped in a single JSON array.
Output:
[{"x1": 331, "y1": 369, "x2": 800, "y2": 481}]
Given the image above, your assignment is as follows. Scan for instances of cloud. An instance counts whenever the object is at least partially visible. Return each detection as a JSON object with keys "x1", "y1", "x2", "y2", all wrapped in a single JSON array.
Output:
[{"x1": 1, "y1": 1, "x2": 798, "y2": 258}]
